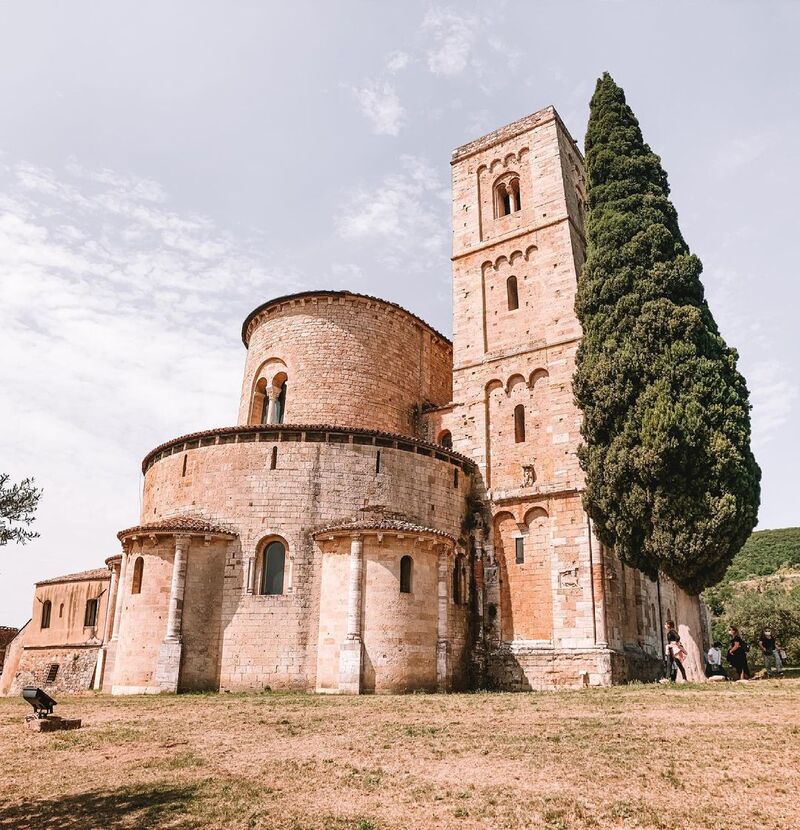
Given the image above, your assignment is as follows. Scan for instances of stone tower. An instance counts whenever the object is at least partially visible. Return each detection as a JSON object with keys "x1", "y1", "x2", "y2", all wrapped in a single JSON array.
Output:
[{"x1": 443, "y1": 107, "x2": 617, "y2": 685}]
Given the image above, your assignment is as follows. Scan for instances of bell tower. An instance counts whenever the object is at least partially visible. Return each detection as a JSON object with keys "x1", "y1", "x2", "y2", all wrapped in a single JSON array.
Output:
[{"x1": 447, "y1": 107, "x2": 613, "y2": 683}]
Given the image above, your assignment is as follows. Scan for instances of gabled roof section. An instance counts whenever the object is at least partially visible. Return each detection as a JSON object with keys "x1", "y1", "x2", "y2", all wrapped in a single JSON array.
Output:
[
  {"x1": 37, "y1": 567, "x2": 111, "y2": 586},
  {"x1": 117, "y1": 516, "x2": 236, "y2": 540},
  {"x1": 314, "y1": 519, "x2": 456, "y2": 541}
]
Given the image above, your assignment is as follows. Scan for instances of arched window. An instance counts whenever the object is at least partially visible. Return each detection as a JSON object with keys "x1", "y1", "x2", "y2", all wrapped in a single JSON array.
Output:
[
  {"x1": 252, "y1": 372, "x2": 288, "y2": 426},
  {"x1": 270, "y1": 446, "x2": 278, "y2": 470},
  {"x1": 506, "y1": 276, "x2": 519, "y2": 311},
  {"x1": 514, "y1": 404, "x2": 526, "y2": 443},
  {"x1": 495, "y1": 176, "x2": 521, "y2": 217},
  {"x1": 261, "y1": 540, "x2": 286, "y2": 595},
  {"x1": 400, "y1": 555, "x2": 413, "y2": 594},
  {"x1": 131, "y1": 556, "x2": 144, "y2": 595},
  {"x1": 438, "y1": 430, "x2": 452, "y2": 449},
  {"x1": 59, "y1": 603, "x2": 64, "y2": 618},
  {"x1": 40, "y1": 599, "x2": 51, "y2": 629}
]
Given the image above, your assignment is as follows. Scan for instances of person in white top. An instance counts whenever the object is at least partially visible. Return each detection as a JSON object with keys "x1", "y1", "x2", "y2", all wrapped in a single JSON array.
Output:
[{"x1": 705, "y1": 641, "x2": 726, "y2": 678}]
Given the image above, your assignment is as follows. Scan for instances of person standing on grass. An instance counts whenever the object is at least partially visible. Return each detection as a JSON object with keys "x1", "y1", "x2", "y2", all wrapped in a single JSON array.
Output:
[
  {"x1": 727, "y1": 626, "x2": 750, "y2": 680},
  {"x1": 758, "y1": 628, "x2": 783, "y2": 676},
  {"x1": 705, "y1": 641, "x2": 726, "y2": 679},
  {"x1": 665, "y1": 620, "x2": 687, "y2": 682}
]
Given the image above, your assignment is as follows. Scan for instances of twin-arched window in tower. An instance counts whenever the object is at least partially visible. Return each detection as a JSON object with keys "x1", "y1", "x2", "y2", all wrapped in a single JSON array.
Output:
[
  {"x1": 251, "y1": 367, "x2": 288, "y2": 426},
  {"x1": 494, "y1": 174, "x2": 522, "y2": 218}
]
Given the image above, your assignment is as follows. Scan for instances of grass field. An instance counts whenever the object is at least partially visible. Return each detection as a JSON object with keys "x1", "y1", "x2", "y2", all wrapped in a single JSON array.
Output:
[{"x1": 2, "y1": 680, "x2": 798, "y2": 830}]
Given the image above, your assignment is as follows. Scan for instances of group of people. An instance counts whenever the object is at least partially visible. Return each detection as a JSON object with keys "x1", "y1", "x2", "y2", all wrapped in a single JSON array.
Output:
[{"x1": 664, "y1": 621, "x2": 786, "y2": 682}]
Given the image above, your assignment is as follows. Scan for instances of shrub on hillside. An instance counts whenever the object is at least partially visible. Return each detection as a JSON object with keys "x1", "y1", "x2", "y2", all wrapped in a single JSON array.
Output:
[{"x1": 710, "y1": 584, "x2": 800, "y2": 667}]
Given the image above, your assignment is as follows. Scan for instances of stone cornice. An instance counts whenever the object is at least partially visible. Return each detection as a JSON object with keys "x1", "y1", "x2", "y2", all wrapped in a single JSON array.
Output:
[
  {"x1": 241, "y1": 290, "x2": 452, "y2": 348},
  {"x1": 142, "y1": 424, "x2": 475, "y2": 475}
]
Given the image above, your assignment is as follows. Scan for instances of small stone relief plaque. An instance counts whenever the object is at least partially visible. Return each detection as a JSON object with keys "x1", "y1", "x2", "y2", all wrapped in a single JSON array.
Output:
[
  {"x1": 559, "y1": 567, "x2": 579, "y2": 588},
  {"x1": 522, "y1": 465, "x2": 536, "y2": 487},
  {"x1": 484, "y1": 565, "x2": 499, "y2": 587}
]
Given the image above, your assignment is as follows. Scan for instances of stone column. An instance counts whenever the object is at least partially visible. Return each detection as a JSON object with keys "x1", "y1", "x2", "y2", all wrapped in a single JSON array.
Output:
[
  {"x1": 104, "y1": 563, "x2": 120, "y2": 642},
  {"x1": 111, "y1": 552, "x2": 129, "y2": 642},
  {"x1": 265, "y1": 387, "x2": 280, "y2": 425},
  {"x1": 339, "y1": 534, "x2": 364, "y2": 693},
  {"x1": 436, "y1": 546, "x2": 450, "y2": 692},
  {"x1": 165, "y1": 534, "x2": 190, "y2": 642},
  {"x1": 156, "y1": 534, "x2": 190, "y2": 692},
  {"x1": 592, "y1": 537, "x2": 609, "y2": 649},
  {"x1": 246, "y1": 554, "x2": 257, "y2": 594},
  {"x1": 93, "y1": 562, "x2": 120, "y2": 690}
]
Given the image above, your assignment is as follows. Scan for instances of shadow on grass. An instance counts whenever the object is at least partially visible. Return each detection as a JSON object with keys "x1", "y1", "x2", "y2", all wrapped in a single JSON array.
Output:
[{"x1": 0, "y1": 783, "x2": 199, "y2": 830}]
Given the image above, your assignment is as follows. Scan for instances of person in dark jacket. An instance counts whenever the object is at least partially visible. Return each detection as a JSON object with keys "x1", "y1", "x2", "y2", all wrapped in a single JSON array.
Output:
[
  {"x1": 664, "y1": 620, "x2": 687, "y2": 681},
  {"x1": 727, "y1": 626, "x2": 750, "y2": 680},
  {"x1": 758, "y1": 628, "x2": 783, "y2": 676}
]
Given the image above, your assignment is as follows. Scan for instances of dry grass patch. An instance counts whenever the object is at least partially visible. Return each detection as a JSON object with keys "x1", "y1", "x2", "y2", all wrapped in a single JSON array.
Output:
[{"x1": 1, "y1": 680, "x2": 798, "y2": 829}]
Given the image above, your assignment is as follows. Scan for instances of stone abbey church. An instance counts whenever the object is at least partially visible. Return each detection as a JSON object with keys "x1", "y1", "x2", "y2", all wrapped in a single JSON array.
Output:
[{"x1": 1, "y1": 106, "x2": 709, "y2": 698}]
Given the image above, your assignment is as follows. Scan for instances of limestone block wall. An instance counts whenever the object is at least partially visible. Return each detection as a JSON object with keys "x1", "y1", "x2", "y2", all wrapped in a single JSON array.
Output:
[
  {"x1": 0, "y1": 627, "x2": 18, "y2": 676},
  {"x1": 449, "y1": 226, "x2": 584, "y2": 491},
  {"x1": 238, "y1": 292, "x2": 453, "y2": 435},
  {"x1": 361, "y1": 539, "x2": 439, "y2": 693},
  {"x1": 112, "y1": 539, "x2": 175, "y2": 693},
  {"x1": 316, "y1": 534, "x2": 458, "y2": 693},
  {"x1": 0, "y1": 623, "x2": 27, "y2": 695},
  {"x1": 139, "y1": 427, "x2": 472, "y2": 691},
  {"x1": 178, "y1": 540, "x2": 227, "y2": 691},
  {"x1": 10, "y1": 645, "x2": 101, "y2": 695}
]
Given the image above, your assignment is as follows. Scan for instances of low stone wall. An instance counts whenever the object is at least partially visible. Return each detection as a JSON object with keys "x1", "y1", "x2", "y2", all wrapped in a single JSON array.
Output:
[
  {"x1": 486, "y1": 643, "x2": 615, "y2": 690},
  {"x1": 10, "y1": 645, "x2": 101, "y2": 695}
]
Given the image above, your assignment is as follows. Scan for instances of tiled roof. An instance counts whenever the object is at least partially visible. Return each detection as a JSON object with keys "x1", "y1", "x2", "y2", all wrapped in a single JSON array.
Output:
[
  {"x1": 314, "y1": 519, "x2": 456, "y2": 541},
  {"x1": 142, "y1": 423, "x2": 474, "y2": 474},
  {"x1": 37, "y1": 567, "x2": 111, "y2": 586},
  {"x1": 117, "y1": 516, "x2": 236, "y2": 540},
  {"x1": 241, "y1": 290, "x2": 452, "y2": 347}
]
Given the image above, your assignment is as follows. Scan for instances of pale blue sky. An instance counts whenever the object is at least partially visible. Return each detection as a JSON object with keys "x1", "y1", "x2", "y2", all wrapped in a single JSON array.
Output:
[{"x1": 1, "y1": 1, "x2": 798, "y2": 623}]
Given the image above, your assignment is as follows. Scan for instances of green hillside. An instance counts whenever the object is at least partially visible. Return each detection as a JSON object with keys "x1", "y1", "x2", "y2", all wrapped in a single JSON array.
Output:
[{"x1": 721, "y1": 527, "x2": 800, "y2": 584}]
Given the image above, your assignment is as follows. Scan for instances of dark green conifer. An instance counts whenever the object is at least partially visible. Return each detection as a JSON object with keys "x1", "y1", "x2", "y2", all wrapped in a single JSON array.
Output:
[{"x1": 573, "y1": 73, "x2": 761, "y2": 593}]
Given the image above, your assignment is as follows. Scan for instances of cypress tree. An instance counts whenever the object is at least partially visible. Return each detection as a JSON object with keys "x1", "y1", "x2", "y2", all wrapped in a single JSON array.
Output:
[{"x1": 574, "y1": 73, "x2": 761, "y2": 594}]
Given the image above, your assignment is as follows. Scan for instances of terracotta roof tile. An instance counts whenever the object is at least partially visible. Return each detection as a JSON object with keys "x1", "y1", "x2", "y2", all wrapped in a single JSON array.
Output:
[
  {"x1": 314, "y1": 519, "x2": 456, "y2": 541},
  {"x1": 117, "y1": 516, "x2": 236, "y2": 540},
  {"x1": 37, "y1": 567, "x2": 111, "y2": 586}
]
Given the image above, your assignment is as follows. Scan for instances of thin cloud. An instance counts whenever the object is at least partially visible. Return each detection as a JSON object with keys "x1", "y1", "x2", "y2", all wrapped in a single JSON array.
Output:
[
  {"x1": 351, "y1": 80, "x2": 405, "y2": 136},
  {"x1": 0, "y1": 159, "x2": 305, "y2": 602},
  {"x1": 336, "y1": 155, "x2": 448, "y2": 267},
  {"x1": 747, "y1": 360, "x2": 799, "y2": 447},
  {"x1": 421, "y1": 7, "x2": 479, "y2": 77},
  {"x1": 386, "y1": 51, "x2": 410, "y2": 73}
]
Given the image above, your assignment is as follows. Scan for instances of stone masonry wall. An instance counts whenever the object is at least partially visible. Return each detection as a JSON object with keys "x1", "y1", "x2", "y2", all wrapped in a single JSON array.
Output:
[
  {"x1": 238, "y1": 293, "x2": 453, "y2": 435},
  {"x1": 11, "y1": 646, "x2": 101, "y2": 695},
  {"x1": 138, "y1": 435, "x2": 470, "y2": 692}
]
